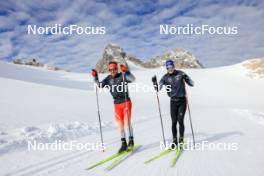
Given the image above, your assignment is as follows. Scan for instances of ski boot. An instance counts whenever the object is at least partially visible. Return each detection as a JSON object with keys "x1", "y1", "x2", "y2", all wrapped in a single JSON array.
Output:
[
  {"x1": 179, "y1": 137, "x2": 184, "y2": 149},
  {"x1": 170, "y1": 138, "x2": 178, "y2": 150},
  {"x1": 118, "y1": 138, "x2": 128, "y2": 153},
  {"x1": 128, "y1": 136, "x2": 134, "y2": 149}
]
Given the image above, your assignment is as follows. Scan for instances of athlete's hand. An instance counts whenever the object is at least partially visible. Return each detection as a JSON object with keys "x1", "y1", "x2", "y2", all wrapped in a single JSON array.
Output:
[
  {"x1": 152, "y1": 76, "x2": 157, "y2": 83},
  {"x1": 120, "y1": 64, "x2": 127, "y2": 73},
  {"x1": 91, "y1": 69, "x2": 98, "y2": 77},
  {"x1": 152, "y1": 76, "x2": 159, "y2": 92}
]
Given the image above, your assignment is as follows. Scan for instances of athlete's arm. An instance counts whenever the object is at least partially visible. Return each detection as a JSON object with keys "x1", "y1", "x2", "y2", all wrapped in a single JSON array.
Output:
[
  {"x1": 94, "y1": 75, "x2": 110, "y2": 88},
  {"x1": 183, "y1": 73, "x2": 194, "y2": 87},
  {"x1": 159, "y1": 75, "x2": 166, "y2": 90}
]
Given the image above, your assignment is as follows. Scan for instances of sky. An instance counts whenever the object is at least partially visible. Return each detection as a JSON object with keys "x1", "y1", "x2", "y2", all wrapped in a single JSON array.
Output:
[{"x1": 0, "y1": 0, "x2": 264, "y2": 72}]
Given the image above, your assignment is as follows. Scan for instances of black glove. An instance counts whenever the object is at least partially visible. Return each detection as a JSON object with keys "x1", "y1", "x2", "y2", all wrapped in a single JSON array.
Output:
[{"x1": 152, "y1": 76, "x2": 158, "y2": 92}]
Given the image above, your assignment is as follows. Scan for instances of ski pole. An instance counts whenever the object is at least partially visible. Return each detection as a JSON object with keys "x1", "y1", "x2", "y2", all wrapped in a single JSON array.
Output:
[
  {"x1": 122, "y1": 72, "x2": 131, "y2": 133},
  {"x1": 120, "y1": 53, "x2": 133, "y2": 137},
  {"x1": 95, "y1": 85, "x2": 105, "y2": 151},
  {"x1": 185, "y1": 88, "x2": 196, "y2": 148},
  {"x1": 152, "y1": 75, "x2": 166, "y2": 145}
]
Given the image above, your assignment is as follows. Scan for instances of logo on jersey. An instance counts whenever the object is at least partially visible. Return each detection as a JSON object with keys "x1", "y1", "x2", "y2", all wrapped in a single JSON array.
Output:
[
  {"x1": 168, "y1": 77, "x2": 173, "y2": 83},
  {"x1": 109, "y1": 79, "x2": 114, "y2": 85}
]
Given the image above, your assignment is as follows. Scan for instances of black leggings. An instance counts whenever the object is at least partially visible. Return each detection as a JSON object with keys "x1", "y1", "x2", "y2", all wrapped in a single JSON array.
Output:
[{"x1": 170, "y1": 97, "x2": 187, "y2": 140}]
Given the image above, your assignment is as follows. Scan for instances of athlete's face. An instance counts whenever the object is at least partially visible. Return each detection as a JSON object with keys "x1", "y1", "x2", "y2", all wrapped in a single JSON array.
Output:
[
  {"x1": 167, "y1": 65, "x2": 175, "y2": 74},
  {"x1": 109, "y1": 68, "x2": 118, "y2": 77}
]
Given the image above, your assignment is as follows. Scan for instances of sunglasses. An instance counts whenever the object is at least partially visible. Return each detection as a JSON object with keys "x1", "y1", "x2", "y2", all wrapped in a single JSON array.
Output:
[{"x1": 109, "y1": 68, "x2": 117, "y2": 72}]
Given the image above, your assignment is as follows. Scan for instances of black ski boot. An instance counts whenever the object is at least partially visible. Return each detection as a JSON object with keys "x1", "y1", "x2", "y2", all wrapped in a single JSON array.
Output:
[
  {"x1": 170, "y1": 138, "x2": 178, "y2": 150},
  {"x1": 118, "y1": 138, "x2": 128, "y2": 153},
  {"x1": 179, "y1": 137, "x2": 184, "y2": 149},
  {"x1": 179, "y1": 137, "x2": 184, "y2": 144},
  {"x1": 128, "y1": 136, "x2": 134, "y2": 149}
]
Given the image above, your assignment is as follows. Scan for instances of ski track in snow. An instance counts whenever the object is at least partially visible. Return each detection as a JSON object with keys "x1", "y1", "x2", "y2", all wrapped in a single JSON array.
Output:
[
  {"x1": 3, "y1": 114, "x2": 161, "y2": 176},
  {"x1": 0, "y1": 121, "x2": 115, "y2": 155},
  {"x1": 233, "y1": 109, "x2": 264, "y2": 126},
  {"x1": 4, "y1": 109, "x2": 264, "y2": 176},
  {"x1": 0, "y1": 109, "x2": 164, "y2": 176}
]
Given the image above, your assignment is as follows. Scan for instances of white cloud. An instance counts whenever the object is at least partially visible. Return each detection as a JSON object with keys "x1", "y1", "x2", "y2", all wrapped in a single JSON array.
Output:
[{"x1": 0, "y1": 0, "x2": 264, "y2": 71}]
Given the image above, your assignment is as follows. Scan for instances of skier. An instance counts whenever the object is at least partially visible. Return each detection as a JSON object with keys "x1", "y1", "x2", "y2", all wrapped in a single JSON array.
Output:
[
  {"x1": 154, "y1": 59, "x2": 194, "y2": 148},
  {"x1": 91, "y1": 61, "x2": 136, "y2": 153}
]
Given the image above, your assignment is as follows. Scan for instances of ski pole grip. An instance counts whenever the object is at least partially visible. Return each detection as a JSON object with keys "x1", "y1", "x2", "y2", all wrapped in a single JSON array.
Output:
[
  {"x1": 152, "y1": 75, "x2": 158, "y2": 92},
  {"x1": 152, "y1": 75, "x2": 157, "y2": 83}
]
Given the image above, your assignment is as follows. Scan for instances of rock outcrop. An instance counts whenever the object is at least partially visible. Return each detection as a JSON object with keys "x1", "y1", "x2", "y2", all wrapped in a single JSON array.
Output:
[
  {"x1": 96, "y1": 43, "x2": 203, "y2": 73},
  {"x1": 243, "y1": 58, "x2": 264, "y2": 78},
  {"x1": 12, "y1": 58, "x2": 68, "y2": 72}
]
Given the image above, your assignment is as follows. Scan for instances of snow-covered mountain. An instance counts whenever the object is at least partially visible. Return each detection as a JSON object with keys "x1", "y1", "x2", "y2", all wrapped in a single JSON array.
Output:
[
  {"x1": 0, "y1": 59, "x2": 264, "y2": 176},
  {"x1": 96, "y1": 44, "x2": 203, "y2": 73}
]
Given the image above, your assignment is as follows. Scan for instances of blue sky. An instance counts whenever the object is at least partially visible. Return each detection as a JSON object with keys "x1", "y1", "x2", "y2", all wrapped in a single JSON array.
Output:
[{"x1": 0, "y1": 0, "x2": 264, "y2": 72}]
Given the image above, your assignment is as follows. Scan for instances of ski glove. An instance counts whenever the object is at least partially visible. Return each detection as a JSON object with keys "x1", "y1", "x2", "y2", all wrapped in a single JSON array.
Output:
[
  {"x1": 91, "y1": 69, "x2": 98, "y2": 80},
  {"x1": 152, "y1": 76, "x2": 159, "y2": 92},
  {"x1": 120, "y1": 64, "x2": 127, "y2": 73}
]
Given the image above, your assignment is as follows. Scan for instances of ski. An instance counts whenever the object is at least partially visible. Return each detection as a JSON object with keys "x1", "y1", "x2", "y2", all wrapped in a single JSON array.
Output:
[
  {"x1": 171, "y1": 145, "x2": 184, "y2": 167},
  {"x1": 86, "y1": 152, "x2": 124, "y2": 170},
  {"x1": 104, "y1": 145, "x2": 141, "y2": 171},
  {"x1": 144, "y1": 149, "x2": 174, "y2": 164}
]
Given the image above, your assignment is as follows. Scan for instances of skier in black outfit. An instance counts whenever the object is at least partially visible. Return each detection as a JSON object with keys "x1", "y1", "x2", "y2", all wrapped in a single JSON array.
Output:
[{"x1": 157, "y1": 59, "x2": 194, "y2": 148}]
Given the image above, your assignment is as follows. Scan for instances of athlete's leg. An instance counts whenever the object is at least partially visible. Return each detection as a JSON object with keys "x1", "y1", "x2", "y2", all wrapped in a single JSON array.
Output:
[
  {"x1": 124, "y1": 100, "x2": 134, "y2": 147},
  {"x1": 170, "y1": 100, "x2": 179, "y2": 142},
  {"x1": 124, "y1": 100, "x2": 133, "y2": 137},
  {"x1": 115, "y1": 103, "x2": 128, "y2": 153},
  {"x1": 114, "y1": 103, "x2": 126, "y2": 138},
  {"x1": 177, "y1": 98, "x2": 187, "y2": 141}
]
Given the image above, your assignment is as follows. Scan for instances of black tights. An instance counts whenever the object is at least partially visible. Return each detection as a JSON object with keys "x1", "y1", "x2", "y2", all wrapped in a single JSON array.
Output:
[{"x1": 170, "y1": 97, "x2": 187, "y2": 140}]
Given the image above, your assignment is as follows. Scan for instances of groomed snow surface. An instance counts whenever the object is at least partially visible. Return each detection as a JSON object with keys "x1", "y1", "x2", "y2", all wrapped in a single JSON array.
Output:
[{"x1": 0, "y1": 61, "x2": 263, "y2": 176}]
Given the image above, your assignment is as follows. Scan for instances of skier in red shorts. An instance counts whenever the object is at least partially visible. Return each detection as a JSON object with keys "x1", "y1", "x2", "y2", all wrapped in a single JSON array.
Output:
[{"x1": 91, "y1": 61, "x2": 135, "y2": 153}]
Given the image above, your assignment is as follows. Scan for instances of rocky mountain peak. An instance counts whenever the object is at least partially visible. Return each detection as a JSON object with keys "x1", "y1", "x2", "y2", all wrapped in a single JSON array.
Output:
[
  {"x1": 95, "y1": 44, "x2": 128, "y2": 73},
  {"x1": 145, "y1": 48, "x2": 203, "y2": 68},
  {"x1": 96, "y1": 44, "x2": 203, "y2": 73}
]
